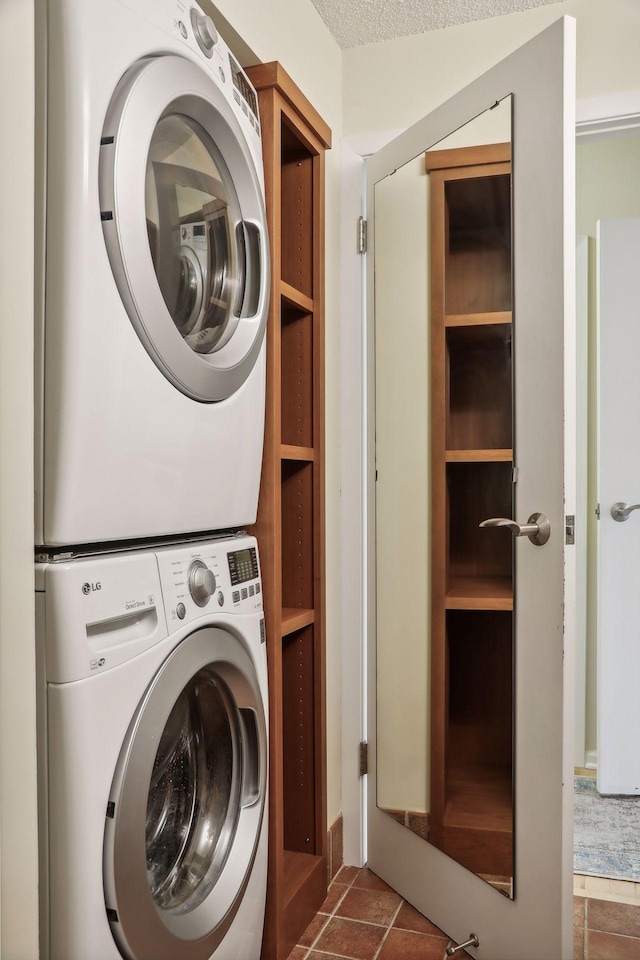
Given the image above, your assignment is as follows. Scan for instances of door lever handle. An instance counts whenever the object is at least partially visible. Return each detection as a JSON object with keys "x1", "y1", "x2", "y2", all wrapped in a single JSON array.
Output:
[
  {"x1": 611, "y1": 501, "x2": 640, "y2": 522},
  {"x1": 479, "y1": 512, "x2": 550, "y2": 546}
]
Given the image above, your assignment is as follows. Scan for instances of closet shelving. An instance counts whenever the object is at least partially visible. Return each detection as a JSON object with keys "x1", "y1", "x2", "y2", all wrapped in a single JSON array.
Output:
[
  {"x1": 426, "y1": 142, "x2": 514, "y2": 879},
  {"x1": 245, "y1": 62, "x2": 331, "y2": 958}
]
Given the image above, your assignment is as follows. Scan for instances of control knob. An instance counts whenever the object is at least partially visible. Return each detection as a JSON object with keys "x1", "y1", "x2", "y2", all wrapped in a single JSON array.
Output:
[
  {"x1": 188, "y1": 560, "x2": 216, "y2": 607},
  {"x1": 190, "y1": 9, "x2": 218, "y2": 55}
]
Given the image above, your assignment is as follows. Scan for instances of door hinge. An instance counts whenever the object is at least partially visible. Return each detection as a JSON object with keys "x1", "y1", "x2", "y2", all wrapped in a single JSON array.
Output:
[
  {"x1": 357, "y1": 216, "x2": 368, "y2": 255},
  {"x1": 359, "y1": 741, "x2": 368, "y2": 777},
  {"x1": 595, "y1": 502, "x2": 601, "y2": 519},
  {"x1": 565, "y1": 515, "x2": 575, "y2": 545}
]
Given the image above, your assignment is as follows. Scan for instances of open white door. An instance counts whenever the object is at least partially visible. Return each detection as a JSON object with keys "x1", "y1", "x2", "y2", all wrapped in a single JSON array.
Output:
[
  {"x1": 366, "y1": 18, "x2": 576, "y2": 960},
  {"x1": 597, "y1": 217, "x2": 640, "y2": 796}
]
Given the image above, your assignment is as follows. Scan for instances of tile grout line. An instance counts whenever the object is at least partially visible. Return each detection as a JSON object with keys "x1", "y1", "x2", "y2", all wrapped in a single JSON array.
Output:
[
  {"x1": 370, "y1": 898, "x2": 405, "y2": 960},
  {"x1": 300, "y1": 869, "x2": 360, "y2": 959}
]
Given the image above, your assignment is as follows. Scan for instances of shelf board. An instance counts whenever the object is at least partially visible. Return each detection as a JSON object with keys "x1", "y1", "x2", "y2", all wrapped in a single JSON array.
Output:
[
  {"x1": 282, "y1": 608, "x2": 315, "y2": 636},
  {"x1": 281, "y1": 280, "x2": 314, "y2": 314},
  {"x1": 281, "y1": 444, "x2": 315, "y2": 462},
  {"x1": 446, "y1": 449, "x2": 512, "y2": 463},
  {"x1": 445, "y1": 311, "x2": 512, "y2": 328},
  {"x1": 283, "y1": 850, "x2": 323, "y2": 908},
  {"x1": 446, "y1": 577, "x2": 513, "y2": 611}
]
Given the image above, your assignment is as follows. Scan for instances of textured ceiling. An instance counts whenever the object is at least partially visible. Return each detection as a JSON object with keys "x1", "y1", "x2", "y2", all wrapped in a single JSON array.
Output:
[{"x1": 310, "y1": 0, "x2": 564, "y2": 48}]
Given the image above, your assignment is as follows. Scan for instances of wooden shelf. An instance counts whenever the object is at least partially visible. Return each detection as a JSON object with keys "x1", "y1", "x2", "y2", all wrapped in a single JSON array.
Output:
[
  {"x1": 281, "y1": 444, "x2": 315, "y2": 462},
  {"x1": 246, "y1": 61, "x2": 329, "y2": 960},
  {"x1": 282, "y1": 607, "x2": 315, "y2": 635},
  {"x1": 283, "y1": 850, "x2": 323, "y2": 907},
  {"x1": 445, "y1": 311, "x2": 512, "y2": 327},
  {"x1": 445, "y1": 449, "x2": 512, "y2": 463},
  {"x1": 429, "y1": 143, "x2": 514, "y2": 886},
  {"x1": 281, "y1": 279, "x2": 314, "y2": 314},
  {"x1": 446, "y1": 577, "x2": 513, "y2": 611}
]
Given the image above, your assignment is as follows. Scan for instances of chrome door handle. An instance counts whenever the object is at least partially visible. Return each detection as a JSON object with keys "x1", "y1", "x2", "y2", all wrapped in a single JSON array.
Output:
[
  {"x1": 479, "y1": 512, "x2": 550, "y2": 546},
  {"x1": 611, "y1": 501, "x2": 640, "y2": 522}
]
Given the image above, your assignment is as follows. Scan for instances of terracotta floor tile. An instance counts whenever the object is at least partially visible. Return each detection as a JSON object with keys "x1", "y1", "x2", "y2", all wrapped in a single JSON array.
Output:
[
  {"x1": 588, "y1": 899, "x2": 640, "y2": 938},
  {"x1": 352, "y1": 866, "x2": 396, "y2": 894},
  {"x1": 587, "y1": 930, "x2": 640, "y2": 959},
  {"x1": 336, "y1": 886, "x2": 402, "y2": 926},
  {"x1": 286, "y1": 948, "x2": 309, "y2": 960},
  {"x1": 334, "y1": 865, "x2": 360, "y2": 885},
  {"x1": 320, "y1": 881, "x2": 349, "y2": 915},
  {"x1": 574, "y1": 895, "x2": 585, "y2": 927},
  {"x1": 574, "y1": 923, "x2": 585, "y2": 960},
  {"x1": 393, "y1": 901, "x2": 447, "y2": 937},
  {"x1": 299, "y1": 913, "x2": 330, "y2": 947},
  {"x1": 314, "y1": 917, "x2": 386, "y2": 960},
  {"x1": 376, "y1": 928, "x2": 453, "y2": 960}
]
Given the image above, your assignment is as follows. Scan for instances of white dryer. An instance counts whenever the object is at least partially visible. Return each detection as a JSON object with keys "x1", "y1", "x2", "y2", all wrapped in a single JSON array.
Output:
[
  {"x1": 36, "y1": 534, "x2": 268, "y2": 960},
  {"x1": 36, "y1": 0, "x2": 270, "y2": 546}
]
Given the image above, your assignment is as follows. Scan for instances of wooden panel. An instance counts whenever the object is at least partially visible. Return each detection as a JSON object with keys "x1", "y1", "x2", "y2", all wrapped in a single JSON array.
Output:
[
  {"x1": 446, "y1": 576, "x2": 513, "y2": 610},
  {"x1": 281, "y1": 306, "x2": 313, "y2": 448},
  {"x1": 246, "y1": 61, "x2": 332, "y2": 150},
  {"x1": 281, "y1": 461, "x2": 314, "y2": 610},
  {"x1": 281, "y1": 279, "x2": 314, "y2": 313},
  {"x1": 281, "y1": 126, "x2": 313, "y2": 298},
  {"x1": 445, "y1": 174, "x2": 512, "y2": 316},
  {"x1": 445, "y1": 310, "x2": 511, "y2": 327},
  {"x1": 282, "y1": 626, "x2": 316, "y2": 853},
  {"x1": 447, "y1": 461, "x2": 513, "y2": 582},
  {"x1": 282, "y1": 852, "x2": 327, "y2": 959},
  {"x1": 446, "y1": 610, "x2": 513, "y2": 769},
  {"x1": 246, "y1": 63, "x2": 329, "y2": 960},
  {"x1": 282, "y1": 607, "x2": 315, "y2": 635},
  {"x1": 425, "y1": 142, "x2": 511, "y2": 172},
  {"x1": 446, "y1": 324, "x2": 512, "y2": 451},
  {"x1": 445, "y1": 449, "x2": 512, "y2": 463}
]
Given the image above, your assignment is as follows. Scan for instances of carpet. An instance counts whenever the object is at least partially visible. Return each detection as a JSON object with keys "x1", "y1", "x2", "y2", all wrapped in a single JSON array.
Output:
[{"x1": 574, "y1": 775, "x2": 640, "y2": 881}]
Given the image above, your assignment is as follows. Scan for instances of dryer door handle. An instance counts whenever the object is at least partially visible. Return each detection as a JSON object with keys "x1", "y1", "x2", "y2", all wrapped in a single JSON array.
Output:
[{"x1": 239, "y1": 708, "x2": 261, "y2": 807}]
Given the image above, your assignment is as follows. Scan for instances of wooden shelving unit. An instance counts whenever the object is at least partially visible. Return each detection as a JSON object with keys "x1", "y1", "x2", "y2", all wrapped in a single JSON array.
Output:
[
  {"x1": 426, "y1": 143, "x2": 514, "y2": 881},
  {"x1": 245, "y1": 62, "x2": 331, "y2": 960}
]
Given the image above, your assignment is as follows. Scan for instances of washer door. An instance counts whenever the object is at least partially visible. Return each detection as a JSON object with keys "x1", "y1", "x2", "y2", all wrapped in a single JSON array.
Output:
[
  {"x1": 104, "y1": 627, "x2": 267, "y2": 960},
  {"x1": 99, "y1": 55, "x2": 269, "y2": 402}
]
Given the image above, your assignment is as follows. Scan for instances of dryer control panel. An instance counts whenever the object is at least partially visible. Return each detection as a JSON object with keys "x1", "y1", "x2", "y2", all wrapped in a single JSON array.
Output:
[{"x1": 156, "y1": 534, "x2": 263, "y2": 627}]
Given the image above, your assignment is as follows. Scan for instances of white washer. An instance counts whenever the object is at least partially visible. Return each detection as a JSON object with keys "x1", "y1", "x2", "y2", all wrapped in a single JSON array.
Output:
[
  {"x1": 36, "y1": 0, "x2": 270, "y2": 547},
  {"x1": 36, "y1": 534, "x2": 268, "y2": 960}
]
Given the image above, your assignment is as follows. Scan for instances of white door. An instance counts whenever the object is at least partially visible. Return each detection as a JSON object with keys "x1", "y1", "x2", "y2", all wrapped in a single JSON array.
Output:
[
  {"x1": 597, "y1": 217, "x2": 640, "y2": 796},
  {"x1": 366, "y1": 18, "x2": 576, "y2": 960}
]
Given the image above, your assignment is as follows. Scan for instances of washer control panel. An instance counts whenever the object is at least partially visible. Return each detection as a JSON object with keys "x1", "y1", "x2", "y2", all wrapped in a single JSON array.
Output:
[{"x1": 156, "y1": 535, "x2": 262, "y2": 626}]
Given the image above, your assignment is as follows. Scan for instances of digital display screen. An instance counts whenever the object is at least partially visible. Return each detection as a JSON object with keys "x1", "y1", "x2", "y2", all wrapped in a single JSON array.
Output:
[
  {"x1": 229, "y1": 55, "x2": 258, "y2": 120},
  {"x1": 228, "y1": 547, "x2": 259, "y2": 585}
]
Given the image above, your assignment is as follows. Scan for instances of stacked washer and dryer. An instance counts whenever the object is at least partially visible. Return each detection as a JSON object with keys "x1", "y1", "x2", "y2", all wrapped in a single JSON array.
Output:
[{"x1": 35, "y1": 0, "x2": 270, "y2": 957}]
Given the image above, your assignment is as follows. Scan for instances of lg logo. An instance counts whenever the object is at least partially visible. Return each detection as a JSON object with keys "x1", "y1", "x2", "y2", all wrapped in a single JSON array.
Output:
[{"x1": 82, "y1": 581, "x2": 102, "y2": 595}]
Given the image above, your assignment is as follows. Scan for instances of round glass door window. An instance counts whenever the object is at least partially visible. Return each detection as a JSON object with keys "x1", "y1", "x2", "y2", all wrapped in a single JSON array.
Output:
[
  {"x1": 145, "y1": 114, "x2": 244, "y2": 357},
  {"x1": 145, "y1": 666, "x2": 242, "y2": 914}
]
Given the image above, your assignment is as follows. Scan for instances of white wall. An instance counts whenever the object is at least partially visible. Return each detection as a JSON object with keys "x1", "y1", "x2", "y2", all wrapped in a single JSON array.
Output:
[
  {"x1": 343, "y1": 0, "x2": 640, "y2": 143},
  {"x1": 0, "y1": 1, "x2": 39, "y2": 957},
  {"x1": 210, "y1": 0, "x2": 345, "y2": 828}
]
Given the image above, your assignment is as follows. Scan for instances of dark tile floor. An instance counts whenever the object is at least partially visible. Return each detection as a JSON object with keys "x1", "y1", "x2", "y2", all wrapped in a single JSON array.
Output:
[{"x1": 286, "y1": 865, "x2": 469, "y2": 960}]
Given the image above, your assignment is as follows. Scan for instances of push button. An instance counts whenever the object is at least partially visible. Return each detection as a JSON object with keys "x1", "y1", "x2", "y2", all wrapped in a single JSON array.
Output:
[
  {"x1": 176, "y1": 603, "x2": 186, "y2": 620},
  {"x1": 232, "y1": 590, "x2": 240, "y2": 604},
  {"x1": 249, "y1": 585, "x2": 255, "y2": 597},
  {"x1": 255, "y1": 583, "x2": 261, "y2": 595},
  {"x1": 241, "y1": 587, "x2": 248, "y2": 600}
]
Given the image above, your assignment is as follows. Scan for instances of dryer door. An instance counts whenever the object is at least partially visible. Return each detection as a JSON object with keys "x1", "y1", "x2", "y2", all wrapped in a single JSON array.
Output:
[
  {"x1": 104, "y1": 626, "x2": 267, "y2": 960},
  {"x1": 99, "y1": 55, "x2": 269, "y2": 402}
]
